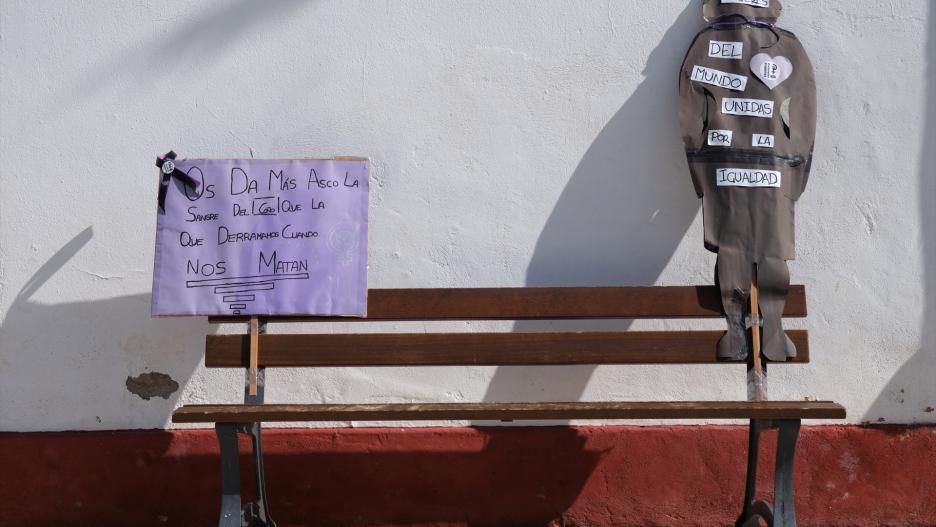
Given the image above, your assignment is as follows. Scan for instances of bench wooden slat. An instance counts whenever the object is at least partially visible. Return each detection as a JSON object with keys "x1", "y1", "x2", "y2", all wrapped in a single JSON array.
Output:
[
  {"x1": 172, "y1": 401, "x2": 845, "y2": 423},
  {"x1": 205, "y1": 330, "x2": 809, "y2": 367},
  {"x1": 207, "y1": 285, "x2": 807, "y2": 323}
]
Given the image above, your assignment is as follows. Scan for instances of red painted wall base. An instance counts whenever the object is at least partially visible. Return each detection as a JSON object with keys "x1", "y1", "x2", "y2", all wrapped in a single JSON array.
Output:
[{"x1": 1, "y1": 425, "x2": 933, "y2": 526}]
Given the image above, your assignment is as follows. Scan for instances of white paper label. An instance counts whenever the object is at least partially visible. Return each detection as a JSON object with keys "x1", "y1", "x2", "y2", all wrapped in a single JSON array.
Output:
[
  {"x1": 722, "y1": 0, "x2": 769, "y2": 7},
  {"x1": 709, "y1": 41, "x2": 744, "y2": 60},
  {"x1": 722, "y1": 98, "x2": 774, "y2": 118},
  {"x1": 708, "y1": 130, "x2": 734, "y2": 146},
  {"x1": 716, "y1": 168, "x2": 781, "y2": 188},
  {"x1": 761, "y1": 61, "x2": 780, "y2": 80},
  {"x1": 753, "y1": 134, "x2": 775, "y2": 148},
  {"x1": 691, "y1": 65, "x2": 748, "y2": 91}
]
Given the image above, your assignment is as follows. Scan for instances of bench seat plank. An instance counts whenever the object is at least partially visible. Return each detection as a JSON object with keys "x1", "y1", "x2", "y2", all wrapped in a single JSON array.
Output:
[
  {"x1": 172, "y1": 401, "x2": 845, "y2": 423},
  {"x1": 206, "y1": 330, "x2": 809, "y2": 367},
  {"x1": 208, "y1": 285, "x2": 807, "y2": 323}
]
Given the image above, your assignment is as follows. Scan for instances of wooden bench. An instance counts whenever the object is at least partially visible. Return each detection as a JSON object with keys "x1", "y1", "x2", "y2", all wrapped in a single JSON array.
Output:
[{"x1": 172, "y1": 285, "x2": 846, "y2": 527}]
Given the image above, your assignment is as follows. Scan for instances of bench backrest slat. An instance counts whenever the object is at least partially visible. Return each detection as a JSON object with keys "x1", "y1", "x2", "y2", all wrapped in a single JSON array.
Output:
[
  {"x1": 207, "y1": 285, "x2": 806, "y2": 323},
  {"x1": 205, "y1": 330, "x2": 809, "y2": 367}
]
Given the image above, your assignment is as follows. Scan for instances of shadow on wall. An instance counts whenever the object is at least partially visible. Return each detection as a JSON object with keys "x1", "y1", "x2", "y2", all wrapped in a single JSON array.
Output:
[
  {"x1": 0, "y1": 227, "x2": 206, "y2": 431},
  {"x1": 3, "y1": 0, "x2": 322, "y2": 431},
  {"x1": 864, "y1": 4, "x2": 936, "y2": 424},
  {"x1": 63, "y1": 0, "x2": 309, "y2": 108},
  {"x1": 0, "y1": 234, "x2": 603, "y2": 524},
  {"x1": 482, "y1": 3, "x2": 702, "y2": 404}
]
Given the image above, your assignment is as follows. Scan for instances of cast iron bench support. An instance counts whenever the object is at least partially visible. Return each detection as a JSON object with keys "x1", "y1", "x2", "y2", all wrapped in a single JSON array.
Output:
[
  {"x1": 217, "y1": 421, "x2": 275, "y2": 527},
  {"x1": 737, "y1": 419, "x2": 801, "y2": 527},
  {"x1": 216, "y1": 363, "x2": 276, "y2": 527}
]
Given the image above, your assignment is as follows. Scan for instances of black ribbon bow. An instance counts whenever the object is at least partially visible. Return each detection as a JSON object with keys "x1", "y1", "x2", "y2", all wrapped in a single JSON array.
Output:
[{"x1": 155, "y1": 150, "x2": 198, "y2": 211}]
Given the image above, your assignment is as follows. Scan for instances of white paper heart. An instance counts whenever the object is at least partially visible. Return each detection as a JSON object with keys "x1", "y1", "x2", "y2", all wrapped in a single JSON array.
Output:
[{"x1": 750, "y1": 53, "x2": 793, "y2": 90}]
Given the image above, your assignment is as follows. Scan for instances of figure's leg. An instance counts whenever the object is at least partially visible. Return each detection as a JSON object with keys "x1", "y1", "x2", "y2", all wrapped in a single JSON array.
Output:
[
  {"x1": 716, "y1": 248, "x2": 753, "y2": 360},
  {"x1": 758, "y1": 256, "x2": 796, "y2": 361}
]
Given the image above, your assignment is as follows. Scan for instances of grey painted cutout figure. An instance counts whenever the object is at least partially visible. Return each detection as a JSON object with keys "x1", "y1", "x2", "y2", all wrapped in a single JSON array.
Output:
[{"x1": 678, "y1": 0, "x2": 817, "y2": 361}]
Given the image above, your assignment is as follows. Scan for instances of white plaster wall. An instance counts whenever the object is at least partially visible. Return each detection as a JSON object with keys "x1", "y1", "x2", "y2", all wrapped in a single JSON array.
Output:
[{"x1": 0, "y1": 0, "x2": 932, "y2": 431}]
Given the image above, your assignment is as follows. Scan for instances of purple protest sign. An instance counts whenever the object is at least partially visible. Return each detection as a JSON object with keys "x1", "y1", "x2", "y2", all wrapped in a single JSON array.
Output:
[{"x1": 151, "y1": 157, "x2": 368, "y2": 317}]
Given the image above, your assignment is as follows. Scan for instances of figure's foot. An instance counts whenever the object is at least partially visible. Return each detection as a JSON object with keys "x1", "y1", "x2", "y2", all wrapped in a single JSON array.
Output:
[
  {"x1": 761, "y1": 320, "x2": 797, "y2": 361},
  {"x1": 785, "y1": 332, "x2": 797, "y2": 358},
  {"x1": 718, "y1": 314, "x2": 750, "y2": 360}
]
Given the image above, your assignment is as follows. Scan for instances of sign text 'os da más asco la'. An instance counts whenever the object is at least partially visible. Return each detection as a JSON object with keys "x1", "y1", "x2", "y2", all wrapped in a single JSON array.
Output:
[{"x1": 152, "y1": 155, "x2": 368, "y2": 317}]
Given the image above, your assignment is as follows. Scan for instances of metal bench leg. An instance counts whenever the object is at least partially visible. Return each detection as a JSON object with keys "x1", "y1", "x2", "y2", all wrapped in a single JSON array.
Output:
[
  {"x1": 216, "y1": 422, "x2": 277, "y2": 527},
  {"x1": 772, "y1": 420, "x2": 800, "y2": 527},
  {"x1": 737, "y1": 419, "x2": 774, "y2": 527},
  {"x1": 216, "y1": 423, "x2": 243, "y2": 527},
  {"x1": 242, "y1": 422, "x2": 276, "y2": 527},
  {"x1": 736, "y1": 419, "x2": 801, "y2": 527}
]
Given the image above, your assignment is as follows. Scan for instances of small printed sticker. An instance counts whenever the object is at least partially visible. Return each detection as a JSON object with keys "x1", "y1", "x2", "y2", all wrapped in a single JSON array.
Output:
[
  {"x1": 161, "y1": 160, "x2": 176, "y2": 175},
  {"x1": 709, "y1": 41, "x2": 744, "y2": 60},
  {"x1": 753, "y1": 134, "x2": 775, "y2": 148},
  {"x1": 750, "y1": 53, "x2": 793, "y2": 90},
  {"x1": 708, "y1": 130, "x2": 734, "y2": 146},
  {"x1": 721, "y1": 0, "x2": 769, "y2": 7},
  {"x1": 722, "y1": 98, "x2": 774, "y2": 118},
  {"x1": 716, "y1": 168, "x2": 781, "y2": 188},
  {"x1": 690, "y1": 65, "x2": 748, "y2": 92}
]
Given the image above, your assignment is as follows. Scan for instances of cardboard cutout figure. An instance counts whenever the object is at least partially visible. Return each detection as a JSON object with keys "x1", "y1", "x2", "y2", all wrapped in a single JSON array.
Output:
[{"x1": 679, "y1": 0, "x2": 816, "y2": 361}]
